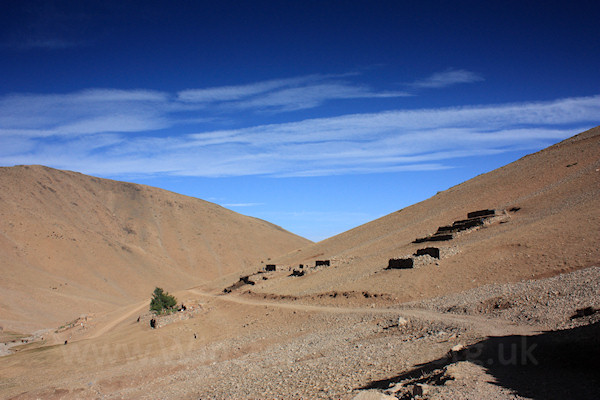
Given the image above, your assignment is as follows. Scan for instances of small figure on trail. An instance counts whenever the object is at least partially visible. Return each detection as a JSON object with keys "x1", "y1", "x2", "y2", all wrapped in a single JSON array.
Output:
[
  {"x1": 64, "y1": 340, "x2": 68, "y2": 345},
  {"x1": 194, "y1": 333, "x2": 197, "y2": 339},
  {"x1": 137, "y1": 316, "x2": 140, "y2": 323},
  {"x1": 150, "y1": 318, "x2": 156, "y2": 329}
]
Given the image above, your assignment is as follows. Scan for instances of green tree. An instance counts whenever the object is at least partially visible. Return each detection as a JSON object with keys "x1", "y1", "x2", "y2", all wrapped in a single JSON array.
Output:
[{"x1": 149, "y1": 287, "x2": 177, "y2": 314}]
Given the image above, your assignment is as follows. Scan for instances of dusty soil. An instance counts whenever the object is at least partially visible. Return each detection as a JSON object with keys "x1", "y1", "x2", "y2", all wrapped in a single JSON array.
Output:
[
  {"x1": 0, "y1": 126, "x2": 599, "y2": 399},
  {"x1": 1, "y1": 267, "x2": 598, "y2": 399},
  {"x1": 0, "y1": 165, "x2": 310, "y2": 332}
]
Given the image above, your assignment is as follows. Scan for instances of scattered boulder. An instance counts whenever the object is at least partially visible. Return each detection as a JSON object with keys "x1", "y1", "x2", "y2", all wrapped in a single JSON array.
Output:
[
  {"x1": 315, "y1": 260, "x2": 330, "y2": 267},
  {"x1": 265, "y1": 264, "x2": 276, "y2": 271},
  {"x1": 397, "y1": 316, "x2": 409, "y2": 326},
  {"x1": 412, "y1": 383, "x2": 431, "y2": 397},
  {"x1": 448, "y1": 343, "x2": 467, "y2": 361},
  {"x1": 387, "y1": 382, "x2": 405, "y2": 393},
  {"x1": 451, "y1": 343, "x2": 466, "y2": 352},
  {"x1": 289, "y1": 269, "x2": 305, "y2": 277},
  {"x1": 571, "y1": 306, "x2": 598, "y2": 319}
]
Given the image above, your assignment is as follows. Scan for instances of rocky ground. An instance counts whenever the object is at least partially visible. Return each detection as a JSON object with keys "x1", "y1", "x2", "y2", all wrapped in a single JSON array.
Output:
[
  {"x1": 406, "y1": 266, "x2": 600, "y2": 330},
  {"x1": 2, "y1": 266, "x2": 599, "y2": 400},
  {"x1": 358, "y1": 266, "x2": 600, "y2": 400}
]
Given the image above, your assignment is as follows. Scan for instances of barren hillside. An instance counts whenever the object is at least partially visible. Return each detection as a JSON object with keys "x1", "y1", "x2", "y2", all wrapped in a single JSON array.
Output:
[
  {"x1": 0, "y1": 166, "x2": 310, "y2": 332},
  {"x1": 239, "y1": 126, "x2": 599, "y2": 301},
  {"x1": 1, "y1": 127, "x2": 599, "y2": 400}
]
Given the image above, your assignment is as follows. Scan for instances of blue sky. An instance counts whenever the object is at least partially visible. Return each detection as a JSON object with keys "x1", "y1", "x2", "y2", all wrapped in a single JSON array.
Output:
[{"x1": 1, "y1": 1, "x2": 599, "y2": 241}]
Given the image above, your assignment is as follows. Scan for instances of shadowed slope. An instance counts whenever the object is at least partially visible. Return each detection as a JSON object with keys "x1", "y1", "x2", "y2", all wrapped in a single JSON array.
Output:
[
  {"x1": 361, "y1": 322, "x2": 600, "y2": 399},
  {"x1": 0, "y1": 165, "x2": 310, "y2": 332}
]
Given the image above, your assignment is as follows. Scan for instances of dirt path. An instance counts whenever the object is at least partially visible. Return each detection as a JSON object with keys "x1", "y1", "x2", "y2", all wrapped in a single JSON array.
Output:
[
  {"x1": 87, "y1": 301, "x2": 148, "y2": 339},
  {"x1": 187, "y1": 288, "x2": 540, "y2": 337},
  {"x1": 84, "y1": 287, "x2": 539, "y2": 342}
]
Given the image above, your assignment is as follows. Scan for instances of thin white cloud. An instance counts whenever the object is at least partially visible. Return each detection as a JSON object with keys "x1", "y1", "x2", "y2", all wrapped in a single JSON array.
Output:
[
  {"x1": 0, "y1": 74, "x2": 411, "y2": 140},
  {"x1": 0, "y1": 82, "x2": 598, "y2": 179},
  {"x1": 177, "y1": 75, "x2": 320, "y2": 102},
  {"x1": 274, "y1": 164, "x2": 450, "y2": 178},
  {"x1": 185, "y1": 96, "x2": 599, "y2": 151},
  {"x1": 0, "y1": 89, "x2": 169, "y2": 135},
  {"x1": 233, "y1": 83, "x2": 410, "y2": 112},
  {"x1": 59, "y1": 114, "x2": 169, "y2": 135},
  {"x1": 411, "y1": 69, "x2": 484, "y2": 89},
  {"x1": 177, "y1": 73, "x2": 410, "y2": 112},
  {"x1": 222, "y1": 203, "x2": 265, "y2": 207}
]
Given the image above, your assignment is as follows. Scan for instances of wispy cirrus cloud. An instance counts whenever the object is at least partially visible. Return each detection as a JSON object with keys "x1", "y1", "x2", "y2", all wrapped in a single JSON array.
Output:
[
  {"x1": 222, "y1": 203, "x2": 265, "y2": 208},
  {"x1": 0, "y1": 89, "x2": 169, "y2": 136},
  {"x1": 1, "y1": 82, "x2": 598, "y2": 179},
  {"x1": 410, "y1": 69, "x2": 484, "y2": 89},
  {"x1": 0, "y1": 73, "x2": 412, "y2": 139},
  {"x1": 177, "y1": 75, "x2": 321, "y2": 102},
  {"x1": 0, "y1": 70, "x2": 598, "y2": 178},
  {"x1": 177, "y1": 73, "x2": 410, "y2": 112},
  {"x1": 232, "y1": 83, "x2": 409, "y2": 112},
  {"x1": 0, "y1": 69, "x2": 486, "y2": 141}
]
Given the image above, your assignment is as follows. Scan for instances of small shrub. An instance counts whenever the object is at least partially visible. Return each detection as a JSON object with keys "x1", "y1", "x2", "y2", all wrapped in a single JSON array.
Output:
[{"x1": 150, "y1": 287, "x2": 177, "y2": 314}]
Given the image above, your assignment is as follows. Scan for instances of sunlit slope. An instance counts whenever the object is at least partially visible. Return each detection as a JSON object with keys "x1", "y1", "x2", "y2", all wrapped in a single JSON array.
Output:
[
  {"x1": 260, "y1": 126, "x2": 600, "y2": 299},
  {"x1": 0, "y1": 165, "x2": 310, "y2": 331}
]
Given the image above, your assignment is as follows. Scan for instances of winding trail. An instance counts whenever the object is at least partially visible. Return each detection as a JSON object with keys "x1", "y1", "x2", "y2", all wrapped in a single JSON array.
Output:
[
  {"x1": 86, "y1": 286, "x2": 541, "y2": 340},
  {"x1": 187, "y1": 288, "x2": 540, "y2": 337}
]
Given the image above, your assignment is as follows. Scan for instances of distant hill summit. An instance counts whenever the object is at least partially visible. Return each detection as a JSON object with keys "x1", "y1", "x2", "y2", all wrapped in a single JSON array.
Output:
[
  {"x1": 256, "y1": 126, "x2": 600, "y2": 301},
  {"x1": 0, "y1": 165, "x2": 310, "y2": 331}
]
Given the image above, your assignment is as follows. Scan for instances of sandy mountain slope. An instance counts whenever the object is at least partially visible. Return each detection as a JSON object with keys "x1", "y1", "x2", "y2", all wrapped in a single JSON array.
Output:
[
  {"x1": 1, "y1": 128, "x2": 599, "y2": 400},
  {"x1": 0, "y1": 165, "x2": 310, "y2": 332},
  {"x1": 242, "y1": 126, "x2": 599, "y2": 301}
]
